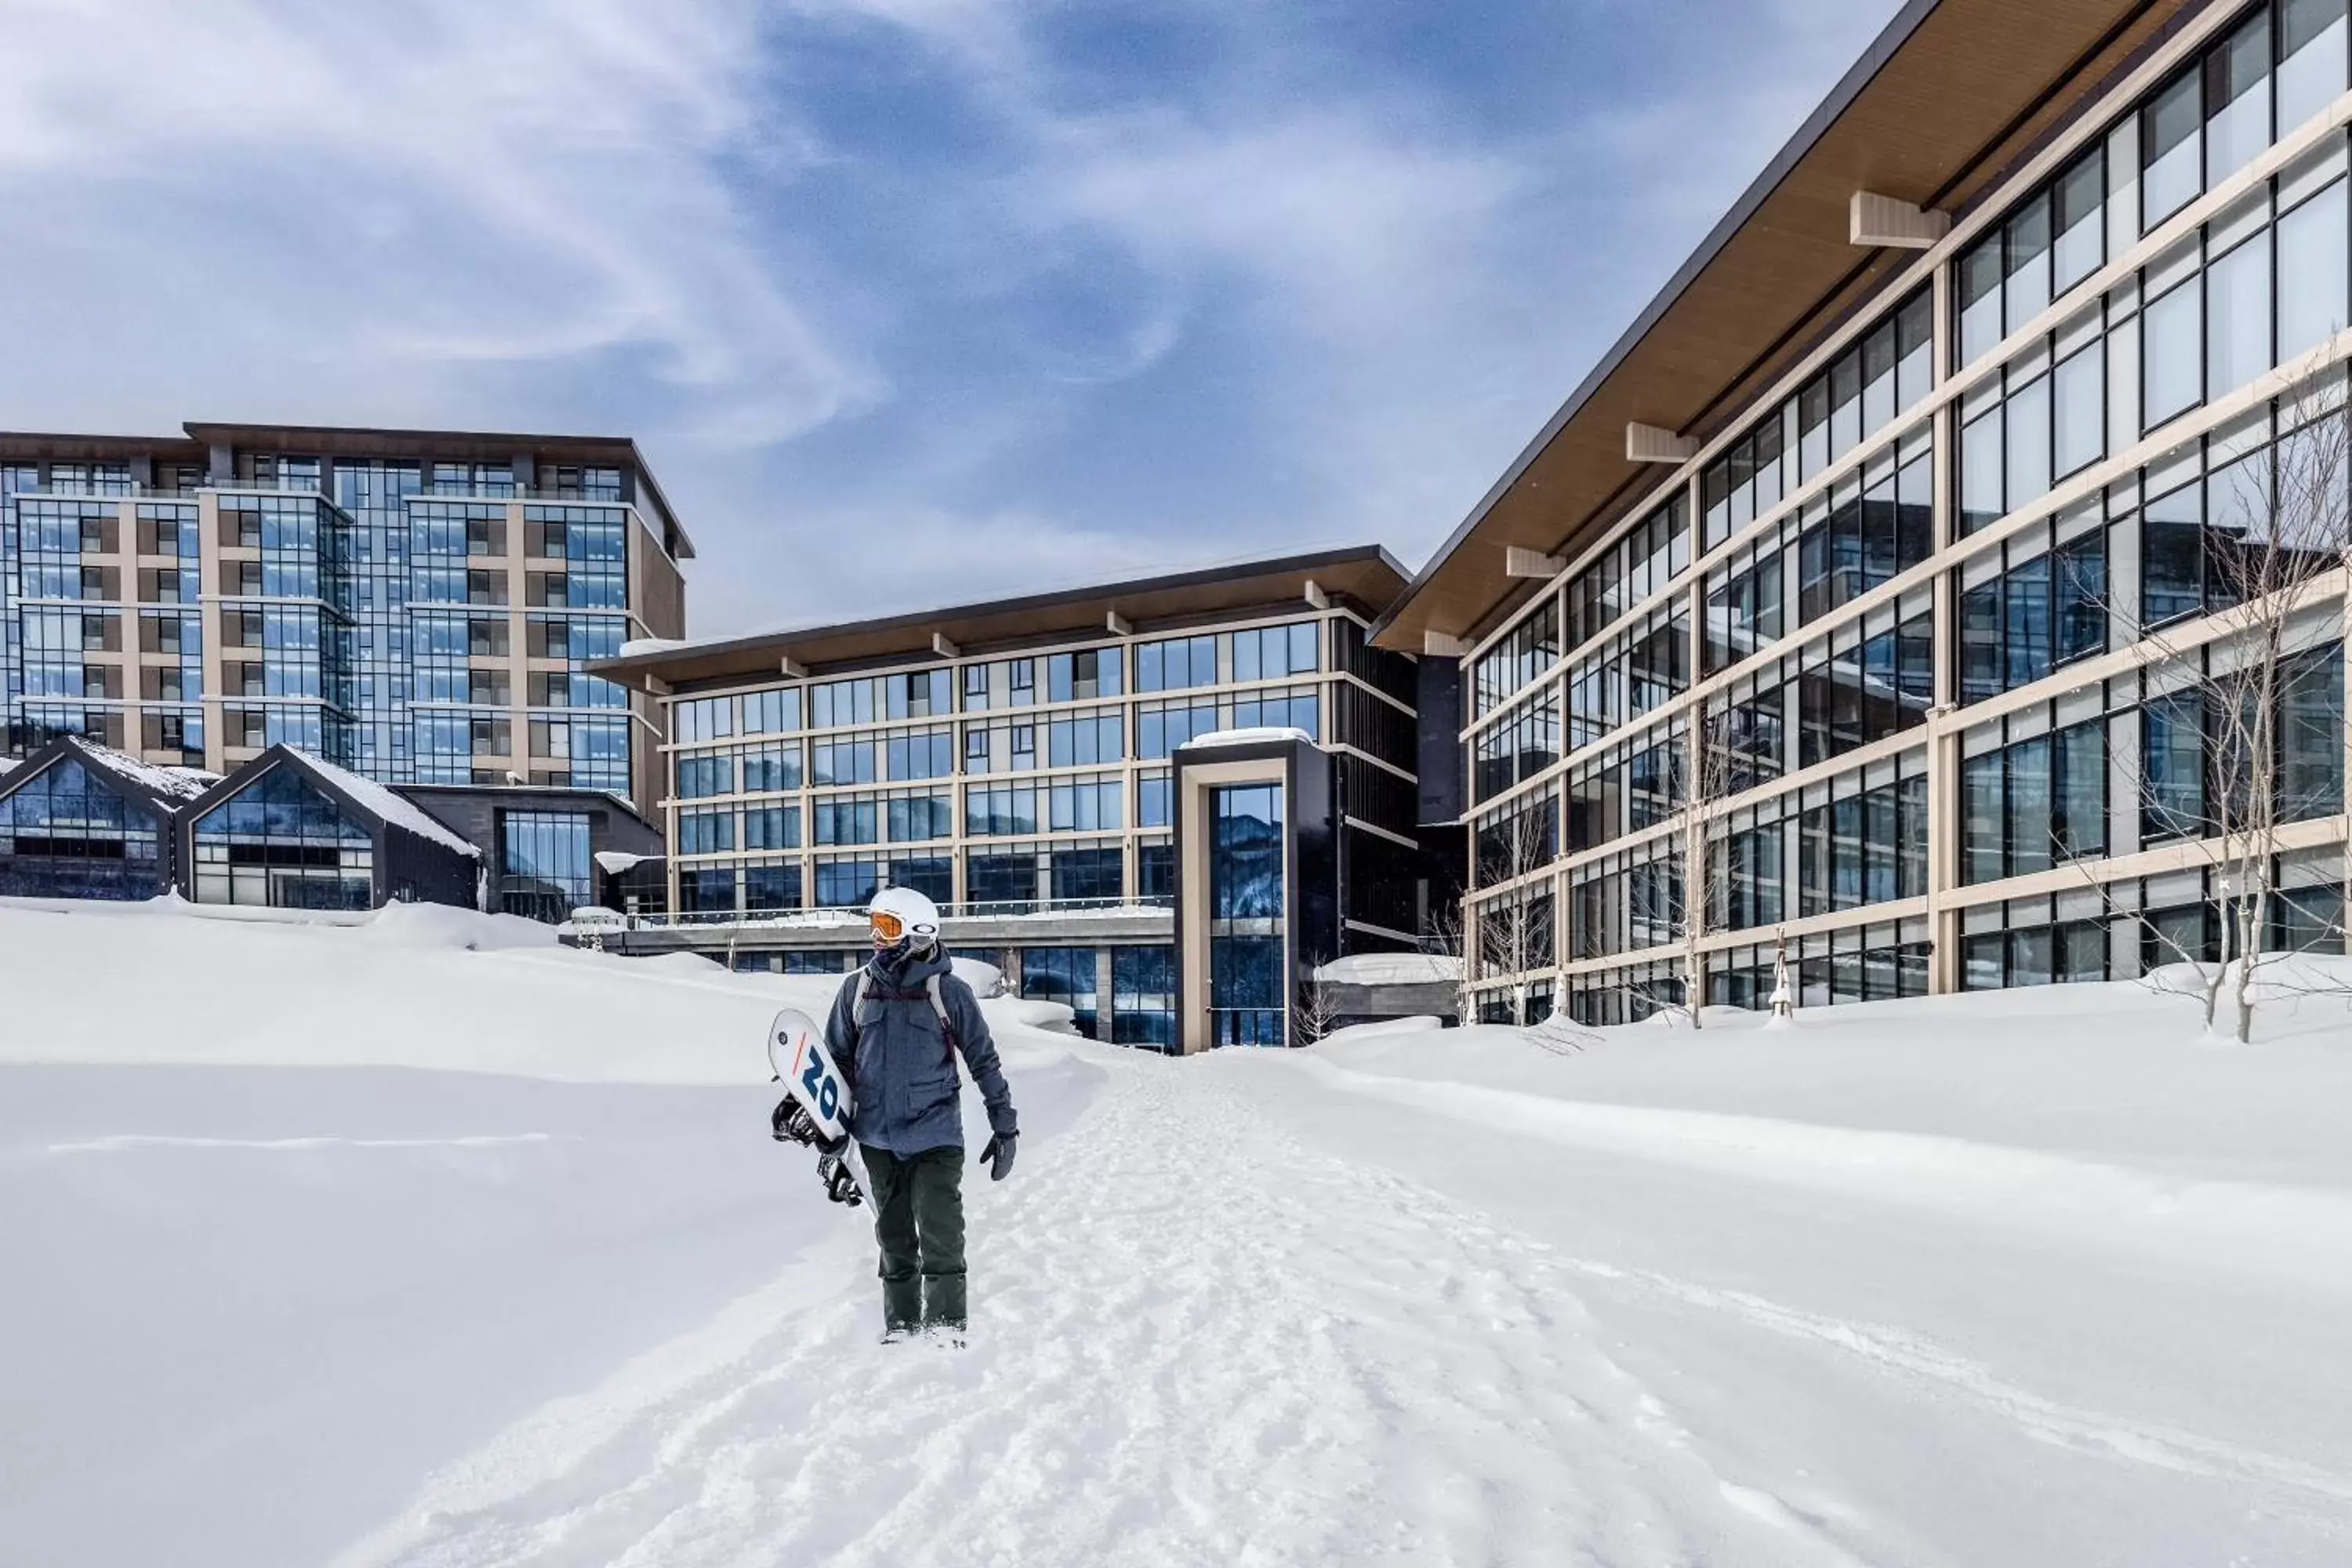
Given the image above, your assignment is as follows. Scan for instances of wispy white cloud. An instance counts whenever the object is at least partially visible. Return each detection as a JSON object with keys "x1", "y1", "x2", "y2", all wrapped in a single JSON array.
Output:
[
  {"x1": 0, "y1": 0, "x2": 1907, "y2": 640},
  {"x1": 0, "y1": 0, "x2": 875, "y2": 447}
]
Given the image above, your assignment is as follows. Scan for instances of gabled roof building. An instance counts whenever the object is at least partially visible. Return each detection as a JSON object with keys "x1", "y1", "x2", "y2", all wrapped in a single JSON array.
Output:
[{"x1": 0, "y1": 735, "x2": 214, "y2": 900}]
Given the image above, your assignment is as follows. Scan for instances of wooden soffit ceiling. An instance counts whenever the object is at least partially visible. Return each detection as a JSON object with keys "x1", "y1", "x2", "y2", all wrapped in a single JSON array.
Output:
[{"x1": 1373, "y1": 0, "x2": 2201, "y2": 652}]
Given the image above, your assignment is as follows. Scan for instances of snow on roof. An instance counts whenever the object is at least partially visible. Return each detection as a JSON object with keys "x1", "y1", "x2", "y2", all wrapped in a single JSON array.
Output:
[
  {"x1": 1315, "y1": 952, "x2": 1461, "y2": 987},
  {"x1": 1177, "y1": 726, "x2": 1316, "y2": 751},
  {"x1": 0, "y1": 757, "x2": 16, "y2": 778},
  {"x1": 273, "y1": 750, "x2": 481, "y2": 858},
  {"x1": 617, "y1": 637, "x2": 690, "y2": 659},
  {"x1": 594, "y1": 850, "x2": 657, "y2": 876},
  {"x1": 45, "y1": 739, "x2": 220, "y2": 804}
]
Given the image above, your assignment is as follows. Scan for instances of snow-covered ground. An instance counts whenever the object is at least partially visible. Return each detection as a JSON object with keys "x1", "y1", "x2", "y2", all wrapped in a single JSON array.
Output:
[{"x1": 5, "y1": 901, "x2": 2352, "y2": 1566}]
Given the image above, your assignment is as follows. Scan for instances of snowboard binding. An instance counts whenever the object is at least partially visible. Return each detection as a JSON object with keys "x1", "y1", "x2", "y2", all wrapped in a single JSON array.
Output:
[
  {"x1": 817, "y1": 1151, "x2": 865, "y2": 1207},
  {"x1": 771, "y1": 1095, "x2": 826, "y2": 1148}
]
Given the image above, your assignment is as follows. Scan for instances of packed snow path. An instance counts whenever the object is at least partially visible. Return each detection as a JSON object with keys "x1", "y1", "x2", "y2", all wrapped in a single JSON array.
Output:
[
  {"x1": 11, "y1": 906, "x2": 2352, "y2": 1566},
  {"x1": 331, "y1": 1047, "x2": 2352, "y2": 1568},
  {"x1": 337, "y1": 1062, "x2": 1873, "y2": 1568}
]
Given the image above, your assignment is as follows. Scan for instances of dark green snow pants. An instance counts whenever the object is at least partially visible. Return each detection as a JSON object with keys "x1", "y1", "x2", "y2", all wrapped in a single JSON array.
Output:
[{"x1": 861, "y1": 1144, "x2": 967, "y2": 1332}]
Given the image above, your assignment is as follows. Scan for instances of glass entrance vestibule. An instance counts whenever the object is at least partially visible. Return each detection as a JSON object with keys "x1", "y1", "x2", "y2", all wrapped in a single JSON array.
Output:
[{"x1": 1207, "y1": 782, "x2": 1287, "y2": 1046}]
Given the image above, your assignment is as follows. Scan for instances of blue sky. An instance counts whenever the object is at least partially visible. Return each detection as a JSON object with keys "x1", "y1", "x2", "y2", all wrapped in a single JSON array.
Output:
[{"x1": 0, "y1": 0, "x2": 1899, "y2": 638}]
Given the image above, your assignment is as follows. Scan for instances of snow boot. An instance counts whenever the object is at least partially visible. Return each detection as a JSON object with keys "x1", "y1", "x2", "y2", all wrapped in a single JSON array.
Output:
[
  {"x1": 881, "y1": 1275, "x2": 923, "y2": 1343},
  {"x1": 922, "y1": 1273, "x2": 967, "y2": 1334}
]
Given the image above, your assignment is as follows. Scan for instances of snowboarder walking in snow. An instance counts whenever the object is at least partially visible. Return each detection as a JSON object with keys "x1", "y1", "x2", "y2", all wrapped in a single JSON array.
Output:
[{"x1": 826, "y1": 887, "x2": 1018, "y2": 1341}]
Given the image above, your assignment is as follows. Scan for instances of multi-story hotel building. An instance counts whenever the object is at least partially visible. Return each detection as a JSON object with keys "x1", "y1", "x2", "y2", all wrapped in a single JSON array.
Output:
[
  {"x1": 0, "y1": 423, "x2": 688, "y2": 811},
  {"x1": 590, "y1": 547, "x2": 1450, "y2": 1050},
  {"x1": 1374, "y1": 0, "x2": 2352, "y2": 1024}
]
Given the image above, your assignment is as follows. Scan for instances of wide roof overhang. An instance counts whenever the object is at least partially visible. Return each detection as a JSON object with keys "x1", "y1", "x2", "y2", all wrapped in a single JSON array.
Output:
[
  {"x1": 590, "y1": 545, "x2": 1408, "y2": 690},
  {"x1": 1372, "y1": 0, "x2": 2197, "y2": 652}
]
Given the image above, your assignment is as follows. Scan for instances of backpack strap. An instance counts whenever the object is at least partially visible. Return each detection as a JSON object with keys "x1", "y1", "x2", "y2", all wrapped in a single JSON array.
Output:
[
  {"x1": 854, "y1": 970, "x2": 873, "y2": 1013},
  {"x1": 925, "y1": 974, "x2": 959, "y2": 1058}
]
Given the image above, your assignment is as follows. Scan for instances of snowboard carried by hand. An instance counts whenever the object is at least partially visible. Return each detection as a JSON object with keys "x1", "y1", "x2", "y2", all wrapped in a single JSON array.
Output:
[{"x1": 768, "y1": 1007, "x2": 871, "y2": 1209}]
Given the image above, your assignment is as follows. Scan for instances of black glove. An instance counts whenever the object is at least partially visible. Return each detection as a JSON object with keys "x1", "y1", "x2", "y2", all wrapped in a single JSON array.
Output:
[{"x1": 978, "y1": 1133, "x2": 1017, "y2": 1181}]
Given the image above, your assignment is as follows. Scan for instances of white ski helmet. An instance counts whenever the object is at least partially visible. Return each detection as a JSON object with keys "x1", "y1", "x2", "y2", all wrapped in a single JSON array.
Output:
[{"x1": 868, "y1": 885, "x2": 942, "y2": 949}]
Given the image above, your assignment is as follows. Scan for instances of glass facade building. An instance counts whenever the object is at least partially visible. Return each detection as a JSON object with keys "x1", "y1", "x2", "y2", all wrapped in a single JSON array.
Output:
[
  {"x1": 0, "y1": 424, "x2": 690, "y2": 812},
  {"x1": 597, "y1": 546, "x2": 1441, "y2": 1051},
  {"x1": 499, "y1": 809, "x2": 595, "y2": 923},
  {"x1": 1374, "y1": 0, "x2": 2352, "y2": 1025},
  {"x1": 0, "y1": 751, "x2": 174, "y2": 899},
  {"x1": 190, "y1": 764, "x2": 376, "y2": 910}
]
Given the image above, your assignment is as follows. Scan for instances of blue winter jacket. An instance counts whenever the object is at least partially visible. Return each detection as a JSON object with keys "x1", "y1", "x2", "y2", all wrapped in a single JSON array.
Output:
[{"x1": 826, "y1": 946, "x2": 1018, "y2": 1156}]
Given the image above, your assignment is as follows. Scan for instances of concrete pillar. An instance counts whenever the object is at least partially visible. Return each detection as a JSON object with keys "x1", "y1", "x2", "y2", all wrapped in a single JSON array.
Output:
[
  {"x1": 1927, "y1": 258, "x2": 1960, "y2": 995},
  {"x1": 506, "y1": 499, "x2": 528, "y2": 782},
  {"x1": 1094, "y1": 947, "x2": 1116, "y2": 1042},
  {"x1": 195, "y1": 490, "x2": 226, "y2": 775}
]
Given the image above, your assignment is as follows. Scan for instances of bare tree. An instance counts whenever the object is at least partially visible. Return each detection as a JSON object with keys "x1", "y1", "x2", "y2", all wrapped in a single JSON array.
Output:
[
  {"x1": 1423, "y1": 893, "x2": 1480, "y2": 1029},
  {"x1": 1468, "y1": 795, "x2": 1557, "y2": 1025},
  {"x1": 2082, "y1": 387, "x2": 2352, "y2": 1041},
  {"x1": 1667, "y1": 710, "x2": 1735, "y2": 1029},
  {"x1": 1294, "y1": 975, "x2": 1344, "y2": 1044}
]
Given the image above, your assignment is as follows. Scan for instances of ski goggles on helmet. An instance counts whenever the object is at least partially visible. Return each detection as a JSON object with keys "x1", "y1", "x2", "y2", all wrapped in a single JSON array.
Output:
[{"x1": 869, "y1": 909, "x2": 907, "y2": 942}]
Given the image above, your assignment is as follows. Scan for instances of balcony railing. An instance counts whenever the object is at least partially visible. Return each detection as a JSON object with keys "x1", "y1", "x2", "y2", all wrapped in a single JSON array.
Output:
[{"x1": 597, "y1": 894, "x2": 1174, "y2": 933}]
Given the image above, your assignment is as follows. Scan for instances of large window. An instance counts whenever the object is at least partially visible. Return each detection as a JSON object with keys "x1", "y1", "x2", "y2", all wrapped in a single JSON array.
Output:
[
  {"x1": 2140, "y1": 642, "x2": 2345, "y2": 840},
  {"x1": 811, "y1": 794, "x2": 880, "y2": 846},
  {"x1": 2140, "y1": 412, "x2": 2350, "y2": 630},
  {"x1": 1046, "y1": 648, "x2": 1123, "y2": 702},
  {"x1": 1706, "y1": 753, "x2": 1929, "y2": 929},
  {"x1": 1708, "y1": 920, "x2": 1932, "y2": 1011},
  {"x1": 1021, "y1": 947, "x2": 1100, "y2": 1038},
  {"x1": 1475, "y1": 600, "x2": 1559, "y2": 717},
  {"x1": 1958, "y1": 519, "x2": 2107, "y2": 704},
  {"x1": 499, "y1": 810, "x2": 592, "y2": 922},
  {"x1": 1474, "y1": 686, "x2": 1562, "y2": 803},
  {"x1": 1137, "y1": 699, "x2": 1219, "y2": 760},
  {"x1": 676, "y1": 753, "x2": 733, "y2": 798},
  {"x1": 0, "y1": 759, "x2": 165, "y2": 901},
  {"x1": 1961, "y1": 323, "x2": 2105, "y2": 532},
  {"x1": 1229, "y1": 621, "x2": 1320, "y2": 684},
  {"x1": 967, "y1": 846, "x2": 1040, "y2": 909},
  {"x1": 1703, "y1": 297, "x2": 1929, "y2": 550},
  {"x1": 967, "y1": 777, "x2": 1122, "y2": 837},
  {"x1": 1134, "y1": 634, "x2": 1217, "y2": 692},
  {"x1": 1049, "y1": 841, "x2": 1123, "y2": 903},
  {"x1": 887, "y1": 856, "x2": 953, "y2": 905},
  {"x1": 675, "y1": 696, "x2": 734, "y2": 744},
  {"x1": 1207, "y1": 783, "x2": 1286, "y2": 1047},
  {"x1": 1228, "y1": 686, "x2": 1319, "y2": 737},
  {"x1": 1112, "y1": 946, "x2": 1177, "y2": 1051},
  {"x1": 1960, "y1": 146, "x2": 2107, "y2": 367},
  {"x1": 680, "y1": 866, "x2": 736, "y2": 914},
  {"x1": 191, "y1": 766, "x2": 373, "y2": 910},
  {"x1": 2137, "y1": 4, "x2": 2342, "y2": 233},
  {"x1": 1697, "y1": 597, "x2": 1931, "y2": 782},
  {"x1": 1962, "y1": 720, "x2": 2107, "y2": 884},
  {"x1": 677, "y1": 809, "x2": 735, "y2": 855},
  {"x1": 1045, "y1": 709, "x2": 1123, "y2": 766},
  {"x1": 809, "y1": 671, "x2": 949, "y2": 728},
  {"x1": 813, "y1": 855, "x2": 881, "y2": 908}
]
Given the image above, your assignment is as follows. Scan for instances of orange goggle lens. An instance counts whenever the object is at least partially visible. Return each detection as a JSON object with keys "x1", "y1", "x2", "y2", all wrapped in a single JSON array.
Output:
[{"x1": 870, "y1": 910, "x2": 905, "y2": 941}]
